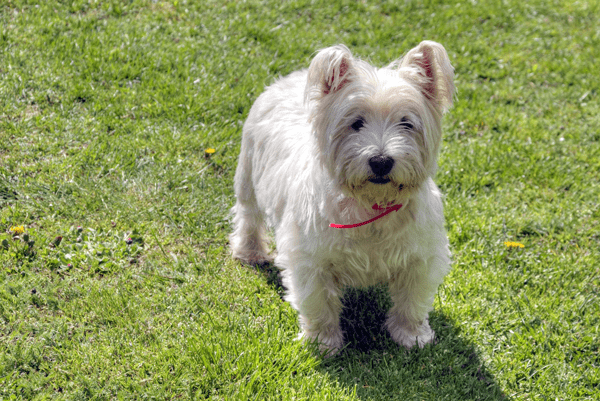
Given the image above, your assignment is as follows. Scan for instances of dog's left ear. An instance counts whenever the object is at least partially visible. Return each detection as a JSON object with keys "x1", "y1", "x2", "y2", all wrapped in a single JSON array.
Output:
[
  {"x1": 399, "y1": 41, "x2": 455, "y2": 113},
  {"x1": 305, "y1": 45, "x2": 354, "y2": 103}
]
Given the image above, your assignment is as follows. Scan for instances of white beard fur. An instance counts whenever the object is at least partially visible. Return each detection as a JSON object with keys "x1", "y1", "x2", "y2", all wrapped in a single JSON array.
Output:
[{"x1": 230, "y1": 41, "x2": 455, "y2": 356}]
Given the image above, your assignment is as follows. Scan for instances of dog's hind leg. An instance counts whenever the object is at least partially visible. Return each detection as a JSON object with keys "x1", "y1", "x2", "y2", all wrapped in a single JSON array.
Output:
[
  {"x1": 230, "y1": 150, "x2": 272, "y2": 265},
  {"x1": 230, "y1": 200, "x2": 271, "y2": 265}
]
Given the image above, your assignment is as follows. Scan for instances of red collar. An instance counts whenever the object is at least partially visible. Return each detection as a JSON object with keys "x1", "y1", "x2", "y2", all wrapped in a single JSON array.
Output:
[{"x1": 330, "y1": 203, "x2": 402, "y2": 229}]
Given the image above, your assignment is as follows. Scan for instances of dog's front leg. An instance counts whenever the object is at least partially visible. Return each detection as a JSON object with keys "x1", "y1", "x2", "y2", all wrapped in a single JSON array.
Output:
[
  {"x1": 285, "y1": 267, "x2": 344, "y2": 356},
  {"x1": 385, "y1": 258, "x2": 441, "y2": 349}
]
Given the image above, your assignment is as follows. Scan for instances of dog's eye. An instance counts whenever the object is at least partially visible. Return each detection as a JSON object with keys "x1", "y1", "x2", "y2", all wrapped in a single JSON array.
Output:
[
  {"x1": 351, "y1": 118, "x2": 364, "y2": 131},
  {"x1": 399, "y1": 117, "x2": 414, "y2": 130}
]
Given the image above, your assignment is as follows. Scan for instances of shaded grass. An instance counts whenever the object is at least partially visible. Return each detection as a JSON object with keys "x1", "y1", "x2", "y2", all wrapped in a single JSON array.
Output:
[{"x1": 1, "y1": 0, "x2": 599, "y2": 399}]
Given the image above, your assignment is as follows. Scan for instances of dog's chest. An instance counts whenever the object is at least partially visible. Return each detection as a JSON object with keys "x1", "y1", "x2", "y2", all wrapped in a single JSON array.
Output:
[{"x1": 330, "y1": 231, "x2": 414, "y2": 286}]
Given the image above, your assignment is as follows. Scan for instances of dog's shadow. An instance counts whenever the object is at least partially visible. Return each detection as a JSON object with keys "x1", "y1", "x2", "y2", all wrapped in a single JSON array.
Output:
[
  {"x1": 331, "y1": 287, "x2": 508, "y2": 400},
  {"x1": 252, "y1": 263, "x2": 507, "y2": 400}
]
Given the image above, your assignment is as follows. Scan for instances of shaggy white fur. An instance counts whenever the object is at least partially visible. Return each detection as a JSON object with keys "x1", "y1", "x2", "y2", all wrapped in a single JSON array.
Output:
[{"x1": 230, "y1": 41, "x2": 455, "y2": 355}]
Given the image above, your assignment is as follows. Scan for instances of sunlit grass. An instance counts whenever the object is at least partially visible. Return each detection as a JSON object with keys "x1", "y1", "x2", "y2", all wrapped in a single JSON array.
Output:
[{"x1": 1, "y1": 0, "x2": 598, "y2": 399}]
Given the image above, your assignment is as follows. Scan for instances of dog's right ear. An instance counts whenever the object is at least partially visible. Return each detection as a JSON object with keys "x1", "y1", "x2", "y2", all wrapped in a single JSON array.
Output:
[
  {"x1": 399, "y1": 41, "x2": 455, "y2": 113},
  {"x1": 305, "y1": 45, "x2": 354, "y2": 103}
]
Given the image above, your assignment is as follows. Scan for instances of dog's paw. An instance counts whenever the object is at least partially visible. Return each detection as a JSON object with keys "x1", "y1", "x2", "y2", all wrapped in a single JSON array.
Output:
[
  {"x1": 300, "y1": 328, "x2": 344, "y2": 358},
  {"x1": 387, "y1": 318, "x2": 435, "y2": 349},
  {"x1": 232, "y1": 249, "x2": 273, "y2": 266}
]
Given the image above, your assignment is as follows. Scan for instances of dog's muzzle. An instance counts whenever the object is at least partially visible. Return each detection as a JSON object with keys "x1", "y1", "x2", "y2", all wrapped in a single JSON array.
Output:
[{"x1": 368, "y1": 155, "x2": 394, "y2": 184}]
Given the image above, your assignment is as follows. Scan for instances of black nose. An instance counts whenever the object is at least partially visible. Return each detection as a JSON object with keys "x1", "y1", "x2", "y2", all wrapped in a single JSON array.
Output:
[{"x1": 369, "y1": 155, "x2": 394, "y2": 177}]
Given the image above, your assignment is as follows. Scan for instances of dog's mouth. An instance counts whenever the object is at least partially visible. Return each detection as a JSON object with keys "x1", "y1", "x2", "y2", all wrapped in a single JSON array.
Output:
[
  {"x1": 368, "y1": 176, "x2": 391, "y2": 184},
  {"x1": 367, "y1": 178, "x2": 406, "y2": 193}
]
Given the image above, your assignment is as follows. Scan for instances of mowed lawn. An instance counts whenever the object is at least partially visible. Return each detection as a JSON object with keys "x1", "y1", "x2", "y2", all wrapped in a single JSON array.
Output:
[{"x1": 1, "y1": 0, "x2": 598, "y2": 399}]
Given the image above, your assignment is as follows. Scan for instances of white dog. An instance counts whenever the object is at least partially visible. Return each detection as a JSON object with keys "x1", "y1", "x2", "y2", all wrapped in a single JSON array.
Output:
[{"x1": 230, "y1": 41, "x2": 455, "y2": 355}]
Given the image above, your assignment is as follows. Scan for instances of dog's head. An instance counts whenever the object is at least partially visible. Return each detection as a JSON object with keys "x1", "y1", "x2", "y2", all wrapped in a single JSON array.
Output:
[{"x1": 305, "y1": 41, "x2": 455, "y2": 208}]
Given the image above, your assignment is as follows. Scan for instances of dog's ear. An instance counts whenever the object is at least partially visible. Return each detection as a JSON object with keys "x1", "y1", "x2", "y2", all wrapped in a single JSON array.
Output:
[
  {"x1": 399, "y1": 41, "x2": 455, "y2": 113},
  {"x1": 305, "y1": 45, "x2": 354, "y2": 103}
]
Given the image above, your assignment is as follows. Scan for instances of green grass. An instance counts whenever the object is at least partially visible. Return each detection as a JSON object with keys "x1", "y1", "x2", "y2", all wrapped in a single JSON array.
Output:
[{"x1": 1, "y1": 0, "x2": 599, "y2": 399}]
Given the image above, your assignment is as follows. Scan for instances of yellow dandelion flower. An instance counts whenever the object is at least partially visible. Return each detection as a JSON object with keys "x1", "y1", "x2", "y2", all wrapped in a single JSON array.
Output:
[
  {"x1": 504, "y1": 241, "x2": 524, "y2": 248},
  {"x1": 10, "y1": 226, "x2": 25, "y2": 235},
  {"x1": 204, "y1": 148, "x2": 216, "y2": 158}
]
